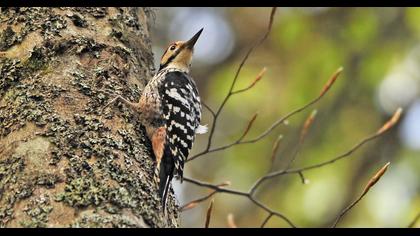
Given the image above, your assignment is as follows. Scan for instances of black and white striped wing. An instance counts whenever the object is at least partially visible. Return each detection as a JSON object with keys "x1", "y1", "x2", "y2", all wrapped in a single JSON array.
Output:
[{"x1": 159, "y1": 71, "x2": 201, "y2": 178}]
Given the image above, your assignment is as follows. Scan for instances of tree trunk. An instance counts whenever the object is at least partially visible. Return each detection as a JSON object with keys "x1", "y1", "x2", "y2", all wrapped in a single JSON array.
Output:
[{"x1": 0, "y1": 7, "x2": 179, "y2": 228}]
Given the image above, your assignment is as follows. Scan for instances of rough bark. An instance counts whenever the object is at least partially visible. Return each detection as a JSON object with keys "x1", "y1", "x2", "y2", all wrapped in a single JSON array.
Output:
[{"x1": 0, "y1": 7, "x2": 179, "y2": 228}]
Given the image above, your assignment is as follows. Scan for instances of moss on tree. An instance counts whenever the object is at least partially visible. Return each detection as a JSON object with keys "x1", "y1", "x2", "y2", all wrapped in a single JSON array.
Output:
[{"x1": 0, "y1": 7, "x2": 178, "y2": 228}]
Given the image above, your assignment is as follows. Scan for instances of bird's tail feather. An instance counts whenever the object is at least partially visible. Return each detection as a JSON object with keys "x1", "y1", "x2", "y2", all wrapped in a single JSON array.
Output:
[
  {"x1": 160, "y1": 173, "x2": 171, "y2": 214},
  {"x1": 158, "y1": 159, "x2": 173, "y2": 214}
]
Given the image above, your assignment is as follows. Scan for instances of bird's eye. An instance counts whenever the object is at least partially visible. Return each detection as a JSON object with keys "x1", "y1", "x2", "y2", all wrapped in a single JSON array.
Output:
[{"x1": 170, "y1": 45, "x2": 176, "y2": 51}]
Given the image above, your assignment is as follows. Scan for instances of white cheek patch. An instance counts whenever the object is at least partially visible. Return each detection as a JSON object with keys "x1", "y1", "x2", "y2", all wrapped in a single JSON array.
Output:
[{"x1": 195, "y1": 124, "x2": 208, "y2": 134}]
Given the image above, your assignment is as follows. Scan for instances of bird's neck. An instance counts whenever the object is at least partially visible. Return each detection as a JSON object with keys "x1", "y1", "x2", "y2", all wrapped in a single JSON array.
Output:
[{"x1": 161, "y1": 62, "x2": 190, "y2": 74}]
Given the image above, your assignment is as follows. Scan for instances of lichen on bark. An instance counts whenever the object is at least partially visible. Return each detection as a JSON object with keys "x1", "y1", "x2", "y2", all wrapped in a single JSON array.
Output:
[{"x1": 0, "y1": 7, "x2": 179, "y2": 228}]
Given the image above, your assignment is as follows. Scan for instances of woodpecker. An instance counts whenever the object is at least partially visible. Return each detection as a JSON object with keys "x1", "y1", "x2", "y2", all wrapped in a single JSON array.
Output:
[{"x1": 104, "y1": 28, "x2": 206, "y2": 212}]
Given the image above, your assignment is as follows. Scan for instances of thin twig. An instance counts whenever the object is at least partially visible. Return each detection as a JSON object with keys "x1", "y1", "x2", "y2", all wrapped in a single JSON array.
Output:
[
  {"x1": 201, "y1": 7, "x2": 277, "y2": 156},
  {"x1": 238, "y1": 113, "x2": 258, "y2": 141},
  {"x1": 184, "y1": 107, "x2": 401, "y2": 227},
  {"x1": 181, "y1": 5, "x2": 404, "y2": 228},
  {"x1": 270, "y1": 134, "x2": 284, "y2": 171},
  {"x1": 285, "y1": 109, "x2": 318, "y2": 170},
  {"x1": 227, "y1": 213, "x2": 238, "y2": 228},
  {"x1": 184, "y1": 177, "x2": 249, "y2": 197},
  {"x1": 202, "y1": 102, "x2": 216, "y2": 118},
  {"x1": 232, "y1": 67, "x2": 267, "y2": 95},
  {"x1": 181, "y1": 181, "x2": 230, "y2": 211},
  {"x1": 261, "y1": 213, "x2": 274, "y2": 228},
  {"x1": 205, "y1": 199, "x2": 214, "y2": 228},
  {"x1": 180, "y1": 191, "x2": 217, "y2": 211},
  {"x1": 187, "y1": 67, "x2": 343, "y2": 162},
  {"x1": 332, "y1": 162, "x2": 391, "y2": 227},
  {"x1": 250, "y1": 107, "x2": 402, "y2": 192},
  {"x1": 183, "y1": 177, "x2": 297, "y2": 228},
  {"x1": 250, "y1": 131, "x2": 376, "y2": 194},
  {"x1": 408, "y1": 212, "x2": 420, "y2": 228},
  {"x1": 231, "y1": 67, "x2": 342, "y2": 146},
  {"x1": 298, "y1": 171, "x2": 308, "y2": 184}
]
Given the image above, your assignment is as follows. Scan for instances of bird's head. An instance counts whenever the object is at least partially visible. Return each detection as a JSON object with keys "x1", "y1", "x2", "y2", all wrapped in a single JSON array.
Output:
[{"x1": 158, "y1": 28, "x2": 203, "y2": 73}]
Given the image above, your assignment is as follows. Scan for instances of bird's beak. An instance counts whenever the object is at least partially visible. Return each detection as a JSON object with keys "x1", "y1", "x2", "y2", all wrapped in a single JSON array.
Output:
[{"x1": 185, "y1": 28, "x2": 203, "y2": 49}]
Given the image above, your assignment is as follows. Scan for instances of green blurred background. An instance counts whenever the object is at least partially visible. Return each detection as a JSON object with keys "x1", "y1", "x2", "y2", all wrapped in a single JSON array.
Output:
[{"x1": 151, "y1": 7, "x2": 420, "y2": 227}]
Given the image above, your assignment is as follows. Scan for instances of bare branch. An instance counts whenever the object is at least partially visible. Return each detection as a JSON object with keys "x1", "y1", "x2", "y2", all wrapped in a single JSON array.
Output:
[
  {"x1": 184, "y1": 105, "x2": 402, "y2": 227},
  {"x1": 408, "y1": 212, "x2": 420, "y2": 228},
  {"x1": 227, "y1": 214, "x2": 238, "y2": 228},
  {"x1": 180, "y1": 181, "x2": 230, "y2": 211},
  {"x1": 238, "y1": 113, "x2": 258, "y2": 141},
  {"x1": 300, "y1": 109, "x2": 318, "y2": 143},
  {"x1": 285, "y1": 109, "x2": 318, "y2": 170},
  {"x1": 205, "y1": 199, "x2": 214, "y2": 228},
  {"x1": 184, "y1": 177, "x2": 248, "y2": 197},
  {"x1": 232, "y1": 67, "x2": 267, "y2": 95},
  {"x1": 181, "y1": 5, "x2": 404, "y2": 228},
  {"x1": 332, "y1": 162, "x2": 390, "y2": 227},
  {"x1": 239, "y1": 67, "x2": 342, "y2": 145},
  {"x1": 298, "y1": 171, "x2": 308, "y2": 184},
  {"x1": 320, "y1": 67, "x2": 343, "y2": 97},
  {"x1": 247, "y1": 194, "x2": 295, "y2": 227},
  {"x1": 270, "y1": 134, "x2": 284, "y2": 170},
  {"x1": 202, "y1": 102, "x2": 216, "y2": 118},
  {"x1": 361, "y1": 162, "x2": 390, "y2": 194},
  {"x1": 187, "y1": 67, "x2": 343, "y2": 162},
  {"x1": 376, "y1": 107, "x2": 402, "y2": 135},
  {"x1": 202, "y1": 7, "x2": 277, "y2": 155},
  {"x1": 183, "y1": 177, "x2": 297, "y2": 227},
  {"x1": 261, "y1": 213, "x2": 274, "y2": 228},
  {"x1": 255, "y1": 107, "x2": 402, "y2": 188},
  {"x1": 181, "y1": 191, "x2": 217, "y2": 212}
]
